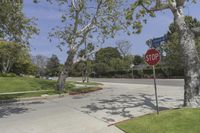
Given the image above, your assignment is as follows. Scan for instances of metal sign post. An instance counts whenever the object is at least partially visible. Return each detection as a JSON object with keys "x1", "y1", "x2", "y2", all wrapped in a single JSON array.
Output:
[
  {"x1": 153, "y1": 65, "x2": 159, "y2": 114},
  {"x1": 145, "y1": 49, "x2": 160, "y2": 115}
]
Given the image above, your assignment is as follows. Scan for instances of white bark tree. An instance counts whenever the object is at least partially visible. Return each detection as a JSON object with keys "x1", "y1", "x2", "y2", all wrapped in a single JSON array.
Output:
[
  {"x1": 78, "y1": 42, "x2": 100, "y2": 83},
  {"x1": 47, "y1": 0, "x2": 125, "y2": 91},
  {"x1": 116, "y1": 40, "x2": 132, "y2": 58},
  {"x1": 0, "y1": 41, "x2": 22, "y2": 73},
  {"x1": 127, "y1": 0, "x2": 200, "y2": 107}
]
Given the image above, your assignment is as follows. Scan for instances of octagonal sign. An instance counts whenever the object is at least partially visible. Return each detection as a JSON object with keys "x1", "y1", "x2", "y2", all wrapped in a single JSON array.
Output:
[{"x1": 145, "y1": 49, "x2": 160, "y2": 66}]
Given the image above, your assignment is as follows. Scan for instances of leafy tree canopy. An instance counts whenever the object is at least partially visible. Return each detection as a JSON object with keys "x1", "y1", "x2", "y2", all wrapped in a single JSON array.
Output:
[
  {"x1": 46, "y1": 54, "x2": 61, "y2": 77},
  {"x1": 0, "y1": 41, "x2": 34, "y2": 74},
  {"x1": 133, "y1": 55, "x2": 143, "y2": 65},
  {"x1": 95, "y1": 47, "x2": 122, "y2": 63},
  {"x1": 0, "y1": 1, "x2": 38, "y2": 45}
]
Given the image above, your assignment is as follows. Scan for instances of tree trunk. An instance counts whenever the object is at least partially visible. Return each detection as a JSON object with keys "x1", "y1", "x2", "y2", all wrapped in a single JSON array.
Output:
[
  {"x1": 82, "y1": 71, "x2": 86, "y2": 83},
  {"x1": 86, "y1": 60, "x2": 89, "y2": 83},
  {"x1": 173, "y1": 7, "x2": 200, "y2": 107},
  {"x1": 57, "y1": 50, "x2": 76, "y2": 92},
  {"x1": 2, "y1": 58, "x2": 11, "y2": 73},
  {"x1": 86, "y1": 68, "x2": 89, "y2": 83}
]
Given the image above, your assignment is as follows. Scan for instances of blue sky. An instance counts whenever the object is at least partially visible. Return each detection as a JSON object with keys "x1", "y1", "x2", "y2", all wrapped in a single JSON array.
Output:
[{"x1": 23, "y1": 1, "x2": 200, "y2": 63}]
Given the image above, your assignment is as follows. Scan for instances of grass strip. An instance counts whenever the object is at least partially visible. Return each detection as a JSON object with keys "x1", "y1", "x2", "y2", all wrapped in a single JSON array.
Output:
[{"x1": 116, "y1": 108, "x2": 200, "y2": 133}]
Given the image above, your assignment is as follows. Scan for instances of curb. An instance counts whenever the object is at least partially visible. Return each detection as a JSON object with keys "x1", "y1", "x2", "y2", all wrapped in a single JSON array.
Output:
[
  {"x1": 0, "y1": 93, "x2": 68, "y2": 105},
  {"x1": 0, "y1": 84, "x2": 104, "y2": 105},
  {"x1": 69, "y1": 87, "x2": 103, "y2": 95}
]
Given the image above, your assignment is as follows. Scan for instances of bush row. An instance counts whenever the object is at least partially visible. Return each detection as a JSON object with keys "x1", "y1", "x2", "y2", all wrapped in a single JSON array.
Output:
[
  {"x1": 89, "y1": 68, "x2": 184, "y2": 79},
  {"x1": 0, "y1": 73, "x2": 17, "y2": 77}
]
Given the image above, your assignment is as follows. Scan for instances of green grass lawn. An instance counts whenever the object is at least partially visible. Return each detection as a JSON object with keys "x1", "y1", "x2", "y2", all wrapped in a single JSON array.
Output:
[
  {"x1": 0, "y1": 90, "x2": 59, "y2": 100},
  {"x1": 116, "y1": 108, "x2": 200, "y2": 133},
  {"x1": 0, "y1": 77, "x2": 56, "y2": 93},
  {"x1": 0, "y1": 77, "x2": 102, "y2": 100},
  {"x1": 0, "y1": 77, "x2": 60, "y2": 100}
]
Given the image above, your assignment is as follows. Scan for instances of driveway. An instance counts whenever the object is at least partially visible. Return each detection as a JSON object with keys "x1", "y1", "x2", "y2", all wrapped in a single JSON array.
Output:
[{"x1": 0, "y1": 82, "x2": 184, "y2": 133}]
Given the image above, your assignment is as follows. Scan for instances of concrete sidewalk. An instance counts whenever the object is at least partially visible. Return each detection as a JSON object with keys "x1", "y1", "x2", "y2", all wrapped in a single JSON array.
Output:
[{"x1": 0, "y1": 99, "x2": 123, "y2": 133}]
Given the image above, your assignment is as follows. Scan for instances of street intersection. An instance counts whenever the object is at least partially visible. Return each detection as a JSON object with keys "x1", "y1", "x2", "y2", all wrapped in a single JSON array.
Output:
[{"x1": 0, "y1": 79, "x2": 184, "y2": 133}]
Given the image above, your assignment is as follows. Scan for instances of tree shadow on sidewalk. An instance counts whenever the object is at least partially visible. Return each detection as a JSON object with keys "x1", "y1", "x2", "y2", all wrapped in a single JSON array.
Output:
[
  {"x1": 82, "y1": 93, "x2": 180, "y2": 122},
  {"x1": 0, "y1": 101, "x2": 44, "y2": 118}
]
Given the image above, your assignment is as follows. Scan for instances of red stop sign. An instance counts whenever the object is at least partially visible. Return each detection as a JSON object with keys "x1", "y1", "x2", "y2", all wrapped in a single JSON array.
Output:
[{"x1": 145, "y1": 49, "x2": 160, "y2": 66}]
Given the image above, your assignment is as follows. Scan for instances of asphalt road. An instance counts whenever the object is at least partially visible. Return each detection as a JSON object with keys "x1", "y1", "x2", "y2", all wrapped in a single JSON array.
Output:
[{"x1": 68, "y1": 77, "x2": 184, "y2": 87}]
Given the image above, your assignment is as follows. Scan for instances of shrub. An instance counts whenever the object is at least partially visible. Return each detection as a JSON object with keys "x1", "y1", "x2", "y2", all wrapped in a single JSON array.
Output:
[
  {"x1": 0, "y1": 73, "x2": 17, "y2": 77},
  {"x1": 65, "y1": 82, "x2": 75, "y2": 91}
]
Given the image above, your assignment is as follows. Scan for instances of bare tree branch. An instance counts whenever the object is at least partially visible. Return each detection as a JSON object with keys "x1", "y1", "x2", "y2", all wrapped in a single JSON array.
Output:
[
  {"x1": 151, "y1": 3, "x2": 170, "y2": 11},
  {"x1": 72, "y1": 0, "x2": 78, "y2": 10},
  {"x1": 78, "y1": 48, "x2": 99, "y2": 62},
  {"x1": 77, "y1": 0, "x2": 103, "y2": 35},
  {"x1": 72, "y1": 0, "x2": 84, "y2": 11},
  {"x1": 176, "y1": 0, "x2": 185, "y2": 7},
  {"x1": 140, "y1": 0, "x2": 170, "y2": 12},
  {"x1": 73, "y1": 8, "x2": 81, "y2": 34},
  {"x1": 77, "y1": 17, "x2": 97, "y2": 34}
]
